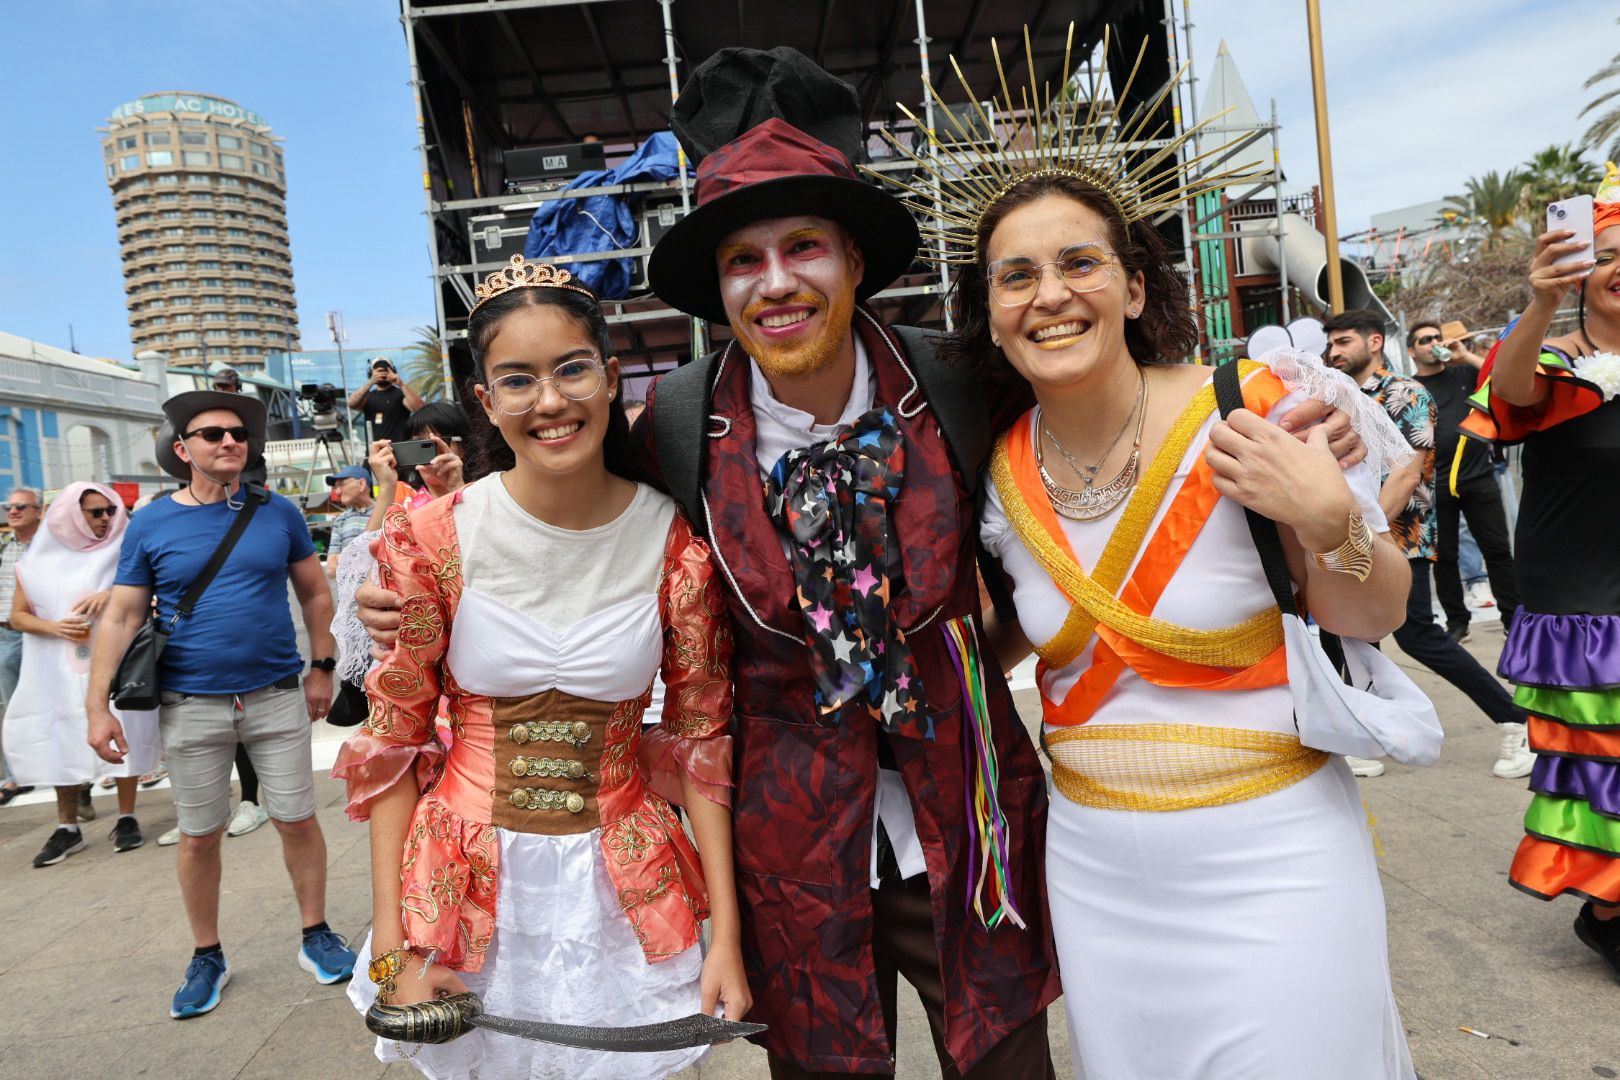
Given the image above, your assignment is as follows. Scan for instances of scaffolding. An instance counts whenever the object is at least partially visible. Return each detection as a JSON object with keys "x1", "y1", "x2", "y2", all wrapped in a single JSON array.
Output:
[{"x1": 398, "y1": 0, "x2": 1219, "y2": 393}]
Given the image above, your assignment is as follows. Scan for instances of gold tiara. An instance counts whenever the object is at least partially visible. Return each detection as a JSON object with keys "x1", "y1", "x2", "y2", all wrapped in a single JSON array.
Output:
[
  {"x1": 472, "y1": 255, "x2": 596, "y2": 313},
  {"x1": 866, "y1": 24, "x2": 1263, "y2": 264}
]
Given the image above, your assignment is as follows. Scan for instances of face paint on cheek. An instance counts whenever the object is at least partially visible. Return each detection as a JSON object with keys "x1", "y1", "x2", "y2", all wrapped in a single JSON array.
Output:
[{"x1": 731, "y1": 281, "x2": 858, "y2": 380}]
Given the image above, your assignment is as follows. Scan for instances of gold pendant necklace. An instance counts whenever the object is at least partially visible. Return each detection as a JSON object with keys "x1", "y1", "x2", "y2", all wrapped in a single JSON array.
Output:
[{"x1": 1036, "y1": 371, "x2": 1148, "y2": 521}]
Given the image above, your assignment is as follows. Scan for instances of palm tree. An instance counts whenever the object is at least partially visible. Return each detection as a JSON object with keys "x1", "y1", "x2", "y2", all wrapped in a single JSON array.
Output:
[
  {"x1": 1521, "y1": 143, "x2": 1604, "y2": 208},
  {"x1": 401, "y1": 324, "x2": 448, "y2": 401},
  {"x1": 1444, "y1": 170, "x2": 1527, "y2": 248},
  {"x1": 1581, "y1": 22, "x2": 1620, "y2": 163}
]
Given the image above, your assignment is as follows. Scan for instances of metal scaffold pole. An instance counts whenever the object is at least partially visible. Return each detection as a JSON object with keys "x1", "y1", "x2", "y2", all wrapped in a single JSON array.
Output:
[
  {"x1": 661, "y1": 0, "x2": 708, "y2": 361},
  {"x1": 1273, "y1": 97, "x2": 1289, "y2": 323},
  {"x1": 1168, "y1": 0, "x2": 1202, "y2": 362},
  {"x1": 912, "y1": 0, "x2": 953, "y2": 330},
  {"x1": 402, "y1": 1, "x2": 458, "y2": 401},
  {"x1": 1304, "y1": 0, "x2": 1346, "y2": 312}
]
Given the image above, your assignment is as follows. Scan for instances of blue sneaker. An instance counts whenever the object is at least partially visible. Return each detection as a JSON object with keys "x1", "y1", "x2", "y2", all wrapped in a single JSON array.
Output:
[
  {"x1": 298, "y1": 928, "x2": 356, "y2": 985},
  {"x1": 170, "y1": 952, "x2": 230, "y2": 1019}
]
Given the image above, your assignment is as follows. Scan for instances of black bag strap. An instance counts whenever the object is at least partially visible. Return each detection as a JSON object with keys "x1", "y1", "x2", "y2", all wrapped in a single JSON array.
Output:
[
  {"x1": 1213, "y1": 362, "x2": 1352, "y2": 672},
  {"x1": 169, "y1": 484, "x2": 266, "y2": 627},
  {"x1": 653, "y1": 350, "x2": 721, "y2": 536}
]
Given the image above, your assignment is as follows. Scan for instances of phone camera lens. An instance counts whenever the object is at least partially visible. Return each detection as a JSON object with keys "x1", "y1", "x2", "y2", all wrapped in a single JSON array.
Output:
[{"x1": 1554, "y1": 207, "x2": 1567, "y2": 220}]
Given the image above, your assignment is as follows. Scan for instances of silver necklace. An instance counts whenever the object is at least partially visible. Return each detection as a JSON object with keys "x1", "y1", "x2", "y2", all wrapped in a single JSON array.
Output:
[{"x1": 1035, "y1": 370, "x2": 1148, "y2": 521}]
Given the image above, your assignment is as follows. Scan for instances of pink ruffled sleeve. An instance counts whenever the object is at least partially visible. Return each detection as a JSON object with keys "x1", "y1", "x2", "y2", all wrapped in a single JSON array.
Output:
[
  {"x1": 638, "y1": 511, "x2": 734, "y2": 809},
  {"x1": 331, "y1": 504, "x2": 453, "y2": 821}
]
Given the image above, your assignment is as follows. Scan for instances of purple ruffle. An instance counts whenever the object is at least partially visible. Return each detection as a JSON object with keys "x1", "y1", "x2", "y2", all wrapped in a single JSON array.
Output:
[
  {"x1": 1531, "y1": 754, "x2": 1620, "y2": 819},
  {"x1": 1499, "y1": 611, "x2": 1620, "y2": 690}
]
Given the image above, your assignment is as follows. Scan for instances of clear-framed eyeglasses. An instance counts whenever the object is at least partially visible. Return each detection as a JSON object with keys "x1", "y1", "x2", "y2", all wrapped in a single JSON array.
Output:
[
  {"x1": 486, "y1": 358, "x2": 606, "y2": 415},
  {"x1": 986, "y1": 243, "x2": 1117, "y2": 306}
]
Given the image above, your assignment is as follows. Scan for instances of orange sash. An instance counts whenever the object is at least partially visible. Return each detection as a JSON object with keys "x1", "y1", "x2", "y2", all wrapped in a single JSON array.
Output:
[{"x1": 993, "y1": 363, "x2": 1291, "y2": 727}]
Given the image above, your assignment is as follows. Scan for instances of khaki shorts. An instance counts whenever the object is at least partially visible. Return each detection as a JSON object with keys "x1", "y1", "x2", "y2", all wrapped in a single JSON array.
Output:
[{"x1": 159, "y1": 677, "x2": 315, "y2": 836}]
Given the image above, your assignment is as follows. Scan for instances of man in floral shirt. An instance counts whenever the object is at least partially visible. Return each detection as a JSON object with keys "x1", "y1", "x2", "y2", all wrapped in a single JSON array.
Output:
[{"x1": 1325, "y1": 310, "x2": 1531, "y2": 779}]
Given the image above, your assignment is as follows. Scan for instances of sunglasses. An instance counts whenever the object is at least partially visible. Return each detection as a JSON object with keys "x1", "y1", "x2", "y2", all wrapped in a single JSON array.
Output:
[
  {"x1": 84, "y1": 506, "x2": 116, "y2": 520},
  {"x1": 1415, "y1": 334, "x2": 1442, "y2": 346},
  {"x1": 183, "y1": 425, "x2": 251, "y2": 443},
  {"x1": 2, "y1": 503, "x2": 38, "y2": 512}
]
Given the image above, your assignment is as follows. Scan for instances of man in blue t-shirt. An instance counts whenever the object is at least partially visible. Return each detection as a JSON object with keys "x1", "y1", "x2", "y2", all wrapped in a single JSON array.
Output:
[{"x1": 86, "y1": 390, "x2": 356, "y2": 1020}]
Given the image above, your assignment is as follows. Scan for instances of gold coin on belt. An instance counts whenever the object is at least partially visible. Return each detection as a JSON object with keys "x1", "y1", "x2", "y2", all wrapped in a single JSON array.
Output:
[
  {"x1": 571, "y1": 721, "x2": 590, "y2": 741},
  {"x1": 566, "y1": 792, "x2": 585, "y2": 813},
  {"x1": 509, "y1": 788, "x2": 528, "y2": 808},
  {"x1": 566, "y1": 760, "x2": 586, "y2": 779},
  {"x1": 509, "y1": 723, "x2": 529, "y2": 745},
  {"x1": 511, "y1": 758, "x2": 528, "y2": 777}
]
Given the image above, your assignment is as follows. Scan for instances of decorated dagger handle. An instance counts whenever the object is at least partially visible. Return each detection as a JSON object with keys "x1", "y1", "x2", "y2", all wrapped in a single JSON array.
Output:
[{"x1": 365, "y1": 992, "x2": 484, "y2": 1044}]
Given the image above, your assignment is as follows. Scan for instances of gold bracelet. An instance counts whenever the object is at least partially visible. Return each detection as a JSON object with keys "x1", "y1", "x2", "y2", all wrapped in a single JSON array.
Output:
[
  {"x1": 1310, "y1": 510, "x2": 1374, "y2": 582},
  {"x1": 368, "y1": 948, "x2": 411, "y2": 1003}
]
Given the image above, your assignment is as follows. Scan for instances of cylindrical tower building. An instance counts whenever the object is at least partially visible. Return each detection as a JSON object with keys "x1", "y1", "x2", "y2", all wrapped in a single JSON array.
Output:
[{"x1": 101, "y1": 93, "x2": 299, "y2": 374}]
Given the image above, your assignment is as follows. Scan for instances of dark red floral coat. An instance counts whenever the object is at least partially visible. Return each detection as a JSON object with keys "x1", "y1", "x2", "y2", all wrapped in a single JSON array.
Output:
[{"x1": 635, "y1": 309, "x2": 1059, "y2": 1074}]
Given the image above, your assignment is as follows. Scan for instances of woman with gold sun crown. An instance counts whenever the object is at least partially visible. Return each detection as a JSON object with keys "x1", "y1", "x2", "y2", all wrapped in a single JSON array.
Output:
[{"x1": 875, "y1": 27, "x2": 1418, "y2": 1077}]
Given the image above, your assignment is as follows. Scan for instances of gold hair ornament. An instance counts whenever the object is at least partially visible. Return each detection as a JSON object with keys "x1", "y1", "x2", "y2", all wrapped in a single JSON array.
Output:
[
  {"x1": 472, "y1": 255, "x2": 595, "y2": 313},
  {"x1": 866, "y1": 23, "x2": 1264, "y2": 264}
]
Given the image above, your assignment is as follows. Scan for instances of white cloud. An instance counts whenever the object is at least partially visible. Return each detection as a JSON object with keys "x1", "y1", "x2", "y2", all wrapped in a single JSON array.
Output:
[{"x1": 1191, "y1": 0, "x2": 1616, "y2": 232}]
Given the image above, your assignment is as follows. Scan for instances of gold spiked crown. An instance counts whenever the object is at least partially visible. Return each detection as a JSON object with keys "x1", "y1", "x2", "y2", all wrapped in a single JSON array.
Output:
[
  {"x1": 867, "y1": 24, "x2": 1263, "y2": 264},
  {"x1": 472, "y1": 255, "x2": 596, "y2": 313}
]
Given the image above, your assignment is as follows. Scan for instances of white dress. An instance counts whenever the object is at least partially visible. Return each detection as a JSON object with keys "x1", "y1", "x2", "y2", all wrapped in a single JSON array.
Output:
[
  {"x1": 981, "y1": 388, "x2": 1415, "y2": 1079},
  {"x1": 347, "y1": 478, "x2": 708, "y2": 1080},
  {"x1": 3, "y1": 524, "x2": 159, "y2": 785}
]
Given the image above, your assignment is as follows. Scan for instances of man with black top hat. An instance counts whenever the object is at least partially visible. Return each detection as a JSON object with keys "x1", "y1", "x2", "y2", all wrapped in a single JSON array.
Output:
[
  {"x1": 638, "y1": 48, "x2": 1061, "y2": 1078},
  {"x1": 348, "y1": 358, "x2": 422, "y2": 445},
  {"x1": 84, "y1": 389, "x2": 357, "y2": 1020}
]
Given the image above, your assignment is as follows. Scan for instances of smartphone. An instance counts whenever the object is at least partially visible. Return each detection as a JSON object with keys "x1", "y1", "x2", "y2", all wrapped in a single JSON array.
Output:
[
  {"x1": 1547, "y1": 195, "x2": 1595, "y2": 272},
  {"x1": 390, "y1": 438, "x2": 439, "y2": 469}
]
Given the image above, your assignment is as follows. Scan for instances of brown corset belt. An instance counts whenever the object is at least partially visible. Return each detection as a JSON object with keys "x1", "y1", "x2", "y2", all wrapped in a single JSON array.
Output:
[{"x1": 489, "y1": 689, "x2": 617, "y2": 836}]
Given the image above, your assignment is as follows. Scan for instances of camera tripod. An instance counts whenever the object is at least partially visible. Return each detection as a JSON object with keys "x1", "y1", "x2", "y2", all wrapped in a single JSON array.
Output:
[{"x1": 298, "y1": 429, "x2": 352, "y2": 509}]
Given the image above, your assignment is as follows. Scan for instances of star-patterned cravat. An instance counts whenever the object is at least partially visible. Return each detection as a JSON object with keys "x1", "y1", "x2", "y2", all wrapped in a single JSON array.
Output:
[{"x1": 766, "y1": 405, "x2": 928, "y2": 738}]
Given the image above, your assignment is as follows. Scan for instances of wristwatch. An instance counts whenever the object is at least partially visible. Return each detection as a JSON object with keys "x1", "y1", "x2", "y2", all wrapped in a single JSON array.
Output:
[
  {"x1": 1310, "y1": 510, "x2": 1375, "y2": 582},
  {"x1": 309, "y1": 657, "x2": 337, "y2": 672}
]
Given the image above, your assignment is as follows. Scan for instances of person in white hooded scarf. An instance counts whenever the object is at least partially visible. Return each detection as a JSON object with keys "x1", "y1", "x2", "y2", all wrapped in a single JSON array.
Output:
[{"x1": 5, "y1": 483, "x2": 160, "y2": 866}]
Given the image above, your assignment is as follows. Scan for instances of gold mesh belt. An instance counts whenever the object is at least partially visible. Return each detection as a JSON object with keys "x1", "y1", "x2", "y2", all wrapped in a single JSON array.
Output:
[{"x1": 1045, "y1": 724, "x2": 1329, "y2": 812}]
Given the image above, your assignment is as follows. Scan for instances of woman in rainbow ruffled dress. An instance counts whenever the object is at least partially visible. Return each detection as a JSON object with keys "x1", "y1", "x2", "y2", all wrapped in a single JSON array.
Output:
[
  {"x1": 1462, "y1": 169, "x2": 1620, "y2": 976},
  {"x1": 333, "y1": 257, "x2": 750, "y2": 1079},
  {"x1": 875, "y1": 32, "x2": 1420, "y2": 1078}
]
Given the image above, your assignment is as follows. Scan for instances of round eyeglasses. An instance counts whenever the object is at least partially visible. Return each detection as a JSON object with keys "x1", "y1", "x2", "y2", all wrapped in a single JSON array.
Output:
[
  {"x1": 486, "y1": 358, "x2": 606, "y2": 416},
  {"x1": 986, "y1": 244, "x2": 1117, "y2": 306}
]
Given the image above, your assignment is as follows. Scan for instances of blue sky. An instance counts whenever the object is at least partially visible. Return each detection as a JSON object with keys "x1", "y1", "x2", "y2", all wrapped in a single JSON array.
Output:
[
  {"x1": 1, "y1": 1, "x2": 1612, "y2": 362},
  {"x1": 0, "y1": 0, "x2": 427, "y2": 362}
]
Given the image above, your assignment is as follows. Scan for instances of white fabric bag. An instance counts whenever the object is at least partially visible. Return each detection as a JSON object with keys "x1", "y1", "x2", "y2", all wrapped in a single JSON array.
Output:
[{"x1": 1214, "y1": 361, "x2": 1442, "y2": 766}]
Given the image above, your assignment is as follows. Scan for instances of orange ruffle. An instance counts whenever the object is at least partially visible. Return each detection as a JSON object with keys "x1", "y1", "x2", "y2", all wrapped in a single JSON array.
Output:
[
  {"x1": 1529, "y1": 715, "x2": 1620, "y2": 761},
  {"x1": 331, "y1": 727, "x2": 446, "y2": 822},
  {"x1": 1510, "y1": 834, "x2": 1620, "y2": 904}
]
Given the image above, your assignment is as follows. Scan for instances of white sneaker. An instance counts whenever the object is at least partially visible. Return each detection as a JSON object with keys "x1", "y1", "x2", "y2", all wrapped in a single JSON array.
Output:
[
  {"x1": 226, "y1": 801, "x2": 269, "y2": 837},
  {"x1": 1467, "y1": 581, "x2": 1497, "y2": 609},
  {"x1": 1493, "y1": 721, "x2": 1536, "y2": 779},
  {"x1": 157, "y1": 826, "x2": 181, "y2": 847},
  {"x1": 1345, "y1": 755, "x2": 1386, "y2": 778}
]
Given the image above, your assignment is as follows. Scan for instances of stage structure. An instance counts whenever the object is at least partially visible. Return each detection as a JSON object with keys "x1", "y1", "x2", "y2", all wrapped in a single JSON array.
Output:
[{"x1": 399, "y1": 0, "x2": 1239, "y2": 395}]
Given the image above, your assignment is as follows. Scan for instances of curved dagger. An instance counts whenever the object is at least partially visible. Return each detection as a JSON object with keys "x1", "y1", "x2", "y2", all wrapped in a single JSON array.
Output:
[{"x1": 366, "y1": 994, "x2": 766, "y2": 1051}]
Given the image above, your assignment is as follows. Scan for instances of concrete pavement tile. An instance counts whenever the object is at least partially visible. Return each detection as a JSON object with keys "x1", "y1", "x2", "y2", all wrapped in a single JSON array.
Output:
[
  {"x1": 21, "y1": 898, "x2": 178, "y2": 970},
  {"x1": 1401, "y1": 1014, "x2": 1495, "y2": 1080},
  {"x1": 236, "y1": 995, "x2": 389, "y2": 1080},
  {"x1": 0, "y1": 900, "x2": 99, "y2": 976}
]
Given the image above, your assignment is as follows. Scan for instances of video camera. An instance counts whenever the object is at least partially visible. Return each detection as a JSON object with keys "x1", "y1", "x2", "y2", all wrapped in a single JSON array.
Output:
[{"x1": 299, "y1": 383, "x2": 342, "y2": 435}]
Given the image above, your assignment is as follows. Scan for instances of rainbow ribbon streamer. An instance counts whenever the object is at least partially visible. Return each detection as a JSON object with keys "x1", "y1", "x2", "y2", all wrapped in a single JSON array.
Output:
[{"x1": 942, "y1": 614, "x2": 1026, "y2": 930}]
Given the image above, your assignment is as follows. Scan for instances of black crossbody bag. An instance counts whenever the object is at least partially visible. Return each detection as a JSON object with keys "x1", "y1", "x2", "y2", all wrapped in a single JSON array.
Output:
[{"x1": 112, "y1": 487, "x2": 264, "y2": 710}]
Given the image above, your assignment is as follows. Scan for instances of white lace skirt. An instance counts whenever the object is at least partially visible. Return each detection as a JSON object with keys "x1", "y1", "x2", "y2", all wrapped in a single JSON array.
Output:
[{"x1": 350, "y1": 828, "x2": 707, "y2": 1080}]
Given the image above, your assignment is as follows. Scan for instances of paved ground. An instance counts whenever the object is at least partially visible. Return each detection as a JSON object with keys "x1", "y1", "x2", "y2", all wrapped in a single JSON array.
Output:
[{"x1": 1, "y1": 612, "x2": 1616, "y2": 1079}]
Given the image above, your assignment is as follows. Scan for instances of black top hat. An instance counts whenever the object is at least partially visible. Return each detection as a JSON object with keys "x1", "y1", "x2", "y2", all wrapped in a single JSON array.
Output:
[
  {"x1": 156, "y1": 391, "x2": 268, "y2": 480},
  {"x1": 649, "y1": 49, "x2": 919, "y2": 323}
]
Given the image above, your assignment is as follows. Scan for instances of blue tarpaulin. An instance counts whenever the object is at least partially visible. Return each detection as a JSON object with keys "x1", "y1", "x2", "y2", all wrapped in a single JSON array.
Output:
[{"x1": 523, "y1": 131, "x2": 681, "y2": 300}]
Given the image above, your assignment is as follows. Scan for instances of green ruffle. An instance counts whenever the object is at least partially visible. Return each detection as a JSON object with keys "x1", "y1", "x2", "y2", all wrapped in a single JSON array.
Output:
[
  {"x1": 1514, "y1": 685, "x2": 1620, "y2": 730},
  {"x1": 1524, "y1": 794, "x2": 1620, "y2": 857}
]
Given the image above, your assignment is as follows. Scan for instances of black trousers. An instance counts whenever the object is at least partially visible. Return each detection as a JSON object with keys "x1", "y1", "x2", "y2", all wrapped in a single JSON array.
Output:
[
  {"x1": 1434, "y1": 472, "x2": 1521, "y2": 632},
  {"x1": 1392, "y1": 557, "x2": 1524, "y2": 726},
  {"x1": 767, "y1": 872, "x2": 1055, "y2": 1080}
]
